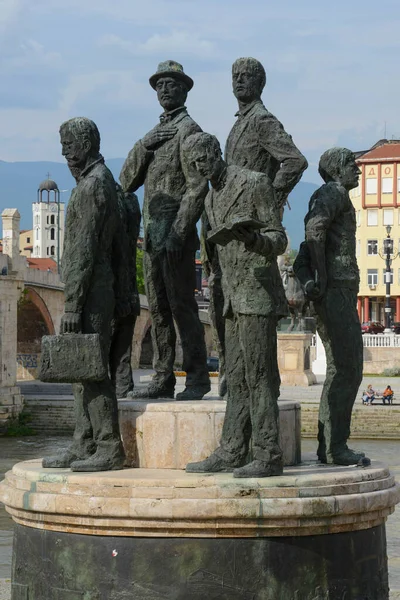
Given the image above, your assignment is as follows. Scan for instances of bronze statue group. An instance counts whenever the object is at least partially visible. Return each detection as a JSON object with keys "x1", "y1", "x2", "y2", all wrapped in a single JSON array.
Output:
[{"x1": 42, "y1": 57, "x2": 370, "y2": 475}]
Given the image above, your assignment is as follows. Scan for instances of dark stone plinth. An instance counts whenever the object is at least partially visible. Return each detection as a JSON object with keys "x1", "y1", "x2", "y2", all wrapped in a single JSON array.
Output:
[{"x1": 12, "y1": 523, "x2": 388, "y2": 600}]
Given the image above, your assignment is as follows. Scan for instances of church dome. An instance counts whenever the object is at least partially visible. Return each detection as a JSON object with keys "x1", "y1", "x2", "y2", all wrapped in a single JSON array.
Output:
[{"x1": 38, "y1": 179, "x2": 58, "y2": 192}]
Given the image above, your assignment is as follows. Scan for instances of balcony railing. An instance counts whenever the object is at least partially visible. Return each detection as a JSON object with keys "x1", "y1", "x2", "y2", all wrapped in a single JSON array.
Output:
[{"x1": 363, "y1": 334, "x2": 400, "y2": 347}]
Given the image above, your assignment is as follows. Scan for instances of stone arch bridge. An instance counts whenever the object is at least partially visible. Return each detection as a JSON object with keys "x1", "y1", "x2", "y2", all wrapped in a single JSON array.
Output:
[{"x1": 17, "y1": 269, "x2": 213, "y2": 379}]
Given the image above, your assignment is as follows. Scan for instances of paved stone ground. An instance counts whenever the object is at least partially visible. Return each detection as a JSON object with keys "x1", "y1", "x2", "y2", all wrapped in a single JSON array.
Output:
[{"x1": 0, "y1": 580, "x2": 10, "y2": 600}]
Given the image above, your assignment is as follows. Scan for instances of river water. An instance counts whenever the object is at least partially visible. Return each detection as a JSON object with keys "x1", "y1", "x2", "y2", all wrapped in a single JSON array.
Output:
[{"x1": 1, "y1": 437, "x2": 400, "y2": 590}]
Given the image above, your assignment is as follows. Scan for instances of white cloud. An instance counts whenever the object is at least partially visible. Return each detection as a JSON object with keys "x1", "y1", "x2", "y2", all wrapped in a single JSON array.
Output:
[
  {"x1": 5, "y1": 39, "x2": 61, "y2": 69},
  {"x1": 99, "y1": 31, "x2": 215, "y2": 59}
]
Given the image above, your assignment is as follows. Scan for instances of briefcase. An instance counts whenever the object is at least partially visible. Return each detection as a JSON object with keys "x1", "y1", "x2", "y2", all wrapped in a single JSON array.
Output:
[{"x1": 39, "y1": 334, "x2": 108, "y2": 383}]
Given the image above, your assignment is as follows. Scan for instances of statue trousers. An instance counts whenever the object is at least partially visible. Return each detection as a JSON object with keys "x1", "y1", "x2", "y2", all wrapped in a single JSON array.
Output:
[
  {"x1": 71, "y1": 288, "x2": 123, "y2": 458},
  {"x1": 144, "y1": 248, "x2": 209, "y2": 389},
  {"x1": 314, "y1": 287, "x2": 363, "y2": 460},
  {"x1": 216, "y1": 312, "x2": 283, "y2": 465},
  {"x1": 110, "y1": 313, "x2": 137, "y2": 398}
]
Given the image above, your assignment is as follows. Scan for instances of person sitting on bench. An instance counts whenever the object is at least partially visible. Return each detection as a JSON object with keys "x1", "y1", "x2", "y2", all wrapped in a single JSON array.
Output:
[
  {"x1": 382, "y1": 385, "x2": 394, "y2": 405},
  {"x1": 362, "y1": 384, "x2": 375, "y2": 405}
]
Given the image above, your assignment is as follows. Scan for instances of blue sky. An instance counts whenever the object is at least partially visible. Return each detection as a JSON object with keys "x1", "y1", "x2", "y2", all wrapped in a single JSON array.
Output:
[{"x1": 1, "y1": 0, "x2": 400, "y2": 183}]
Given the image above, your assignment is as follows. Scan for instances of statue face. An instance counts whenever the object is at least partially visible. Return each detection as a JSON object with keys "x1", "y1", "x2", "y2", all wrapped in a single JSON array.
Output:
[
  {"x1": 190, "y1": 146, "x2": 220, "y2": 180},
  {"x1": 60, "y1": 130, "x2": 89, "y2": 172},
  {"x1": 232, "y1": 66, "x2": 259, "y2": 103},
  {"x1": 339, "y1": 155, "x2": 361, "y2": 191},
  {"x1": 155, "y1": 77, "x2": 186, "y2": 111}
]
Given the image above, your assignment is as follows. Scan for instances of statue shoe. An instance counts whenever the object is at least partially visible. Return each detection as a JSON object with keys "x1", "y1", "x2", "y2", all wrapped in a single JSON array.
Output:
[
  {"x1": 233, "y1": 459, "x2": 283, "y2": 478},
  {"x1": 176, "y1": 384, "x2": 211, "y2": 401},
  {"x1": 127, "y1": 384, "x2": 175, "y2": 400},
  {"x1": 325, "y1": 449, "x2": 370, "y2": 467},
  {"x1": 70, "y1": 451, "x2": 125, "y2": 472},
  {"x1": 186, "y1": 452, "x2": 244, "y2": 473},
  {"x1": 42, "y1": 446, "x2": 95, "y2": 469}
]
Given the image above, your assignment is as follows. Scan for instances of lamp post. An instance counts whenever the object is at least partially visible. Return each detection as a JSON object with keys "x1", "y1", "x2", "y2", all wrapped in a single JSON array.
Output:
[{"x1": 379, "y1": 225, "x2": 399, "y2": 333}]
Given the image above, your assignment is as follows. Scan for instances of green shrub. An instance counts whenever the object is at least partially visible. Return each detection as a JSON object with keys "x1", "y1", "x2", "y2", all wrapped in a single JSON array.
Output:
[
  {"x1": 5, "y1": 412, "x2": 36, "y2": 437},
  {"x1": 382, "y1": 367, "x2": 400, "y2": 377}
]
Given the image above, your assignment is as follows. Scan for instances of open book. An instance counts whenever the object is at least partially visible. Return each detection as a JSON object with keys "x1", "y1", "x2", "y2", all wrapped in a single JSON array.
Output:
[{"x1": 207, "y1": 216, "x2": 267, "y2": 246}]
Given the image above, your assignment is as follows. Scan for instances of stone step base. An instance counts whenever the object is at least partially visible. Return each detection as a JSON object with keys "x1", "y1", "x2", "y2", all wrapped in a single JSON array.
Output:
[{"x1": 301, "y1": 404, "x2": 400, "y2": 439}]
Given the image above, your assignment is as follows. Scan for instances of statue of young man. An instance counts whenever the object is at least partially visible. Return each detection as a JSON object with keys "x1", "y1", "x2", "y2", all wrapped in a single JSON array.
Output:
[
  {"x1": 43, "y1": 117, "x2": 125, "y2": 472},
  {"x1": 203, "y1": 57, "x2": 308, "y2": 397},
  {"x1": 294, "y1": 148, "x2": 370, "y2": 466},
  {"x1": 184, "y1": 133, "x2": 288, "y2": 478},
  {"x1": 120, "y1": 60, "x2": 210, "y2": 401}
]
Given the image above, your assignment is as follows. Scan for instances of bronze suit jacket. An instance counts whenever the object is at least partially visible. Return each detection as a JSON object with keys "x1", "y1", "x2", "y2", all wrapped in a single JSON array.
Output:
[
  {"x1": 225, "y1": 100, "x2": 308, "y2": 205},
  {"x1": 120, "y1": 107, "x2": 208, "y2": 253},
  {"x1": 205, "y1": 165, "x2": 288, "y2": 318}
]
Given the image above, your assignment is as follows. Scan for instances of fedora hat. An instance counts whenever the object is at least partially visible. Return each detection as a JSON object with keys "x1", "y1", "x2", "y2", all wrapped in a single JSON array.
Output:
[{"x1": 149, "y1": 60, "x2": 194, "y2": 91}]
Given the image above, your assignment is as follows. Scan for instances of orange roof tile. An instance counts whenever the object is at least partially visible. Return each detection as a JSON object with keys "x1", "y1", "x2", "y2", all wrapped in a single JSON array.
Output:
[
  {"x1": 357, "y1": 142, "x2": 400, "y2": 162},
  {"x1": 27, "y1": 258, "x2": 57, "y2": 272}
]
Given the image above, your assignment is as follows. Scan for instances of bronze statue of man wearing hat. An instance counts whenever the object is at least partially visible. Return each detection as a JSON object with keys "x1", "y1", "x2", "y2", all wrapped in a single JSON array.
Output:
[{"x1": 120, "y1": 60, "x2": 210, "y2": 400}]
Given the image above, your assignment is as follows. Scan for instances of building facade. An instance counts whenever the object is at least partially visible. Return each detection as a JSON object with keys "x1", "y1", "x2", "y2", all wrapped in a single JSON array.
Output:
[
  {"x1": 351, "y1": 139, "x2": 400, "y2": 323},
  {"x1": 32, "y1": 178, "x2": 65, "y2": 271},
  {"x1": 19, "y1": 229, "x2": 33, "y2": 257}
]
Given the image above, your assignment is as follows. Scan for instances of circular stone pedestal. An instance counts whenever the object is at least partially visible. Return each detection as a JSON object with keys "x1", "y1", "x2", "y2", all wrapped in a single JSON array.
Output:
[
  {"x1": 118, "y1": 399, "x2": 301, "y2": 468},
  {"x1": 1, "y1": 459, "x2": 399, "y2": 599}
]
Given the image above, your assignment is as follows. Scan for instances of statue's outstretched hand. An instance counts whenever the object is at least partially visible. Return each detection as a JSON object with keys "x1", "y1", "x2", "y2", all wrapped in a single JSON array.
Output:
[{"x1": 60, "y1": 312, "x2": 82, "y2": 334}]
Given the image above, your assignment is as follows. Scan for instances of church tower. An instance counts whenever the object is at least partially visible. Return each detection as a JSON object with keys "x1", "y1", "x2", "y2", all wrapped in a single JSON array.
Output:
[{"x1": 32, "y1": 176, "x2": 65, "y2": 271}]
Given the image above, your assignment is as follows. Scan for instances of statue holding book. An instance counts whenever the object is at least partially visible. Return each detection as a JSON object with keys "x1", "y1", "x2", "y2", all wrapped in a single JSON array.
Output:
[{"x1": 184, "y1": 132, "x2": 288, "y2": 478}]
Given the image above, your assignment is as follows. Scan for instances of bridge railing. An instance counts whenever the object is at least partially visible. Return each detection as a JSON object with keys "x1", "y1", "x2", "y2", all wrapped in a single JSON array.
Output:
[{"x1": 23, "y1": 268, "x2": 64, "y2": 290}]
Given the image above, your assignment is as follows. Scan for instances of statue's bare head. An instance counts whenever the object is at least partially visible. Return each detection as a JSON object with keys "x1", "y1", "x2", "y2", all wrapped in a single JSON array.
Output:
[
  {"x1": 232, "y1": 57, "x2": 266, "y2": 104},
  {"x1": 318, "y1": 147, "x2": 361, "y2": 191},
  {"x1": 183, "y1": 132, "x2": 223, "y2": 181},
  {"x1": 60, "y1": 117, "x2": 101, "y2": 174}
]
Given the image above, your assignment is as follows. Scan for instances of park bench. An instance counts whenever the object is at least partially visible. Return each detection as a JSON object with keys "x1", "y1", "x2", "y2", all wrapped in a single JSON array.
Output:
[{"x1": 361, "y1": 392, "x2": 395, "y2": 405}]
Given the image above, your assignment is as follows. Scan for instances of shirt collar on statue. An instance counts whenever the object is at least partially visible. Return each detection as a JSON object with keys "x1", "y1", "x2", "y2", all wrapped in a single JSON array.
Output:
[
  {"x1": 79, "y1": 155, "x2": 105, "y2": 180},
  {"x1": 159, "y1": 106, "x2": 187, "y2": 123},
  {"x1": 235, "y1": 99, "x2": 262, "y2": 118}
]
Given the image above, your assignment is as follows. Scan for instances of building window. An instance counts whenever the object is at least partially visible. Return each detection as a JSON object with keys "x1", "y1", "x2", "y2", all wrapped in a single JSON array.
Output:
[
  {"x1": 366, "y1": 179, "x2": 378, "y2": 194},
  {"x1": 26, "y1": 237, "x2": 30, "y2": 243},
  {"x1": 367, "y1": 240, "x2": 378, "y2": 255},
  {"x1": 47, "y1": 216, "x2": 49, "y2": 224},
  {"x1": 46, "y1": 247, "x2": 49, "y2": 255},
  {"x1": 50, "y1": 215, "x2": 55, "y2": 225},
  {"x1": 35, "y1": 215, "x2": 39, "y2": 225},
  {"x1": 382, "y1": 178, "x2": 393, "y2": 194},
  {"x1": 383, "y1": 209, "x2": 394, "y2": 226},
  {"x1": 35, "y1": 228, "x2": 39, "y2": 241},
  {"x1": 356, "y1": 240, "x2": 361, "y2": 257},
  {"x1": 367, "y1": 269, "x2": 378, "y2": 286},
  {"x1": 367, "y1": 209, "x2": 378, "y2": 226},
  {"x1": 50, "y1": 228, "x2": 55, "y2": 240},
  {"x1": 382, "y1": 269, "x2": 393, "y2": 284},
  {"x1": 50, "y1": 246, "x2": 55, "y2": 256}
]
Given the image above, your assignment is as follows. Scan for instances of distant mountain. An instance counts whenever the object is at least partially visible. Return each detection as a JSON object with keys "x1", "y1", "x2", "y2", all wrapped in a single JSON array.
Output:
[{"x1": 0, "y1": 159, "x2": 317, "y2": 249}]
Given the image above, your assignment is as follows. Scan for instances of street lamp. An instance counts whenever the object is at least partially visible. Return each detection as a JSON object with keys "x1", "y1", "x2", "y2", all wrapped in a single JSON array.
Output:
[{"x1": 379, "y1": 225, "x2": 399, "y2": 332}]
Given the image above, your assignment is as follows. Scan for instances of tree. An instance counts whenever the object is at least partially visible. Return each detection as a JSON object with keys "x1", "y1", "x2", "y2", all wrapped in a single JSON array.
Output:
[{"x1": 136, "y1": 248, "x2": 145, "y2": 295}]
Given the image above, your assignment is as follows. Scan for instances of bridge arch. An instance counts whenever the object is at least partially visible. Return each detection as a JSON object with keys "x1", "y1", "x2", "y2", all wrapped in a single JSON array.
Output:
[{"x1": 23, "y1": 287, "x2": 55, "y2": 335}]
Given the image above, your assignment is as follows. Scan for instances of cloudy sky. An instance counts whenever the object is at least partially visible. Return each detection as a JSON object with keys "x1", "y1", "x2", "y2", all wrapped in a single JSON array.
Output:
[{"x1": 1, "y1": 0, "x2": 399, "y2": 182}]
